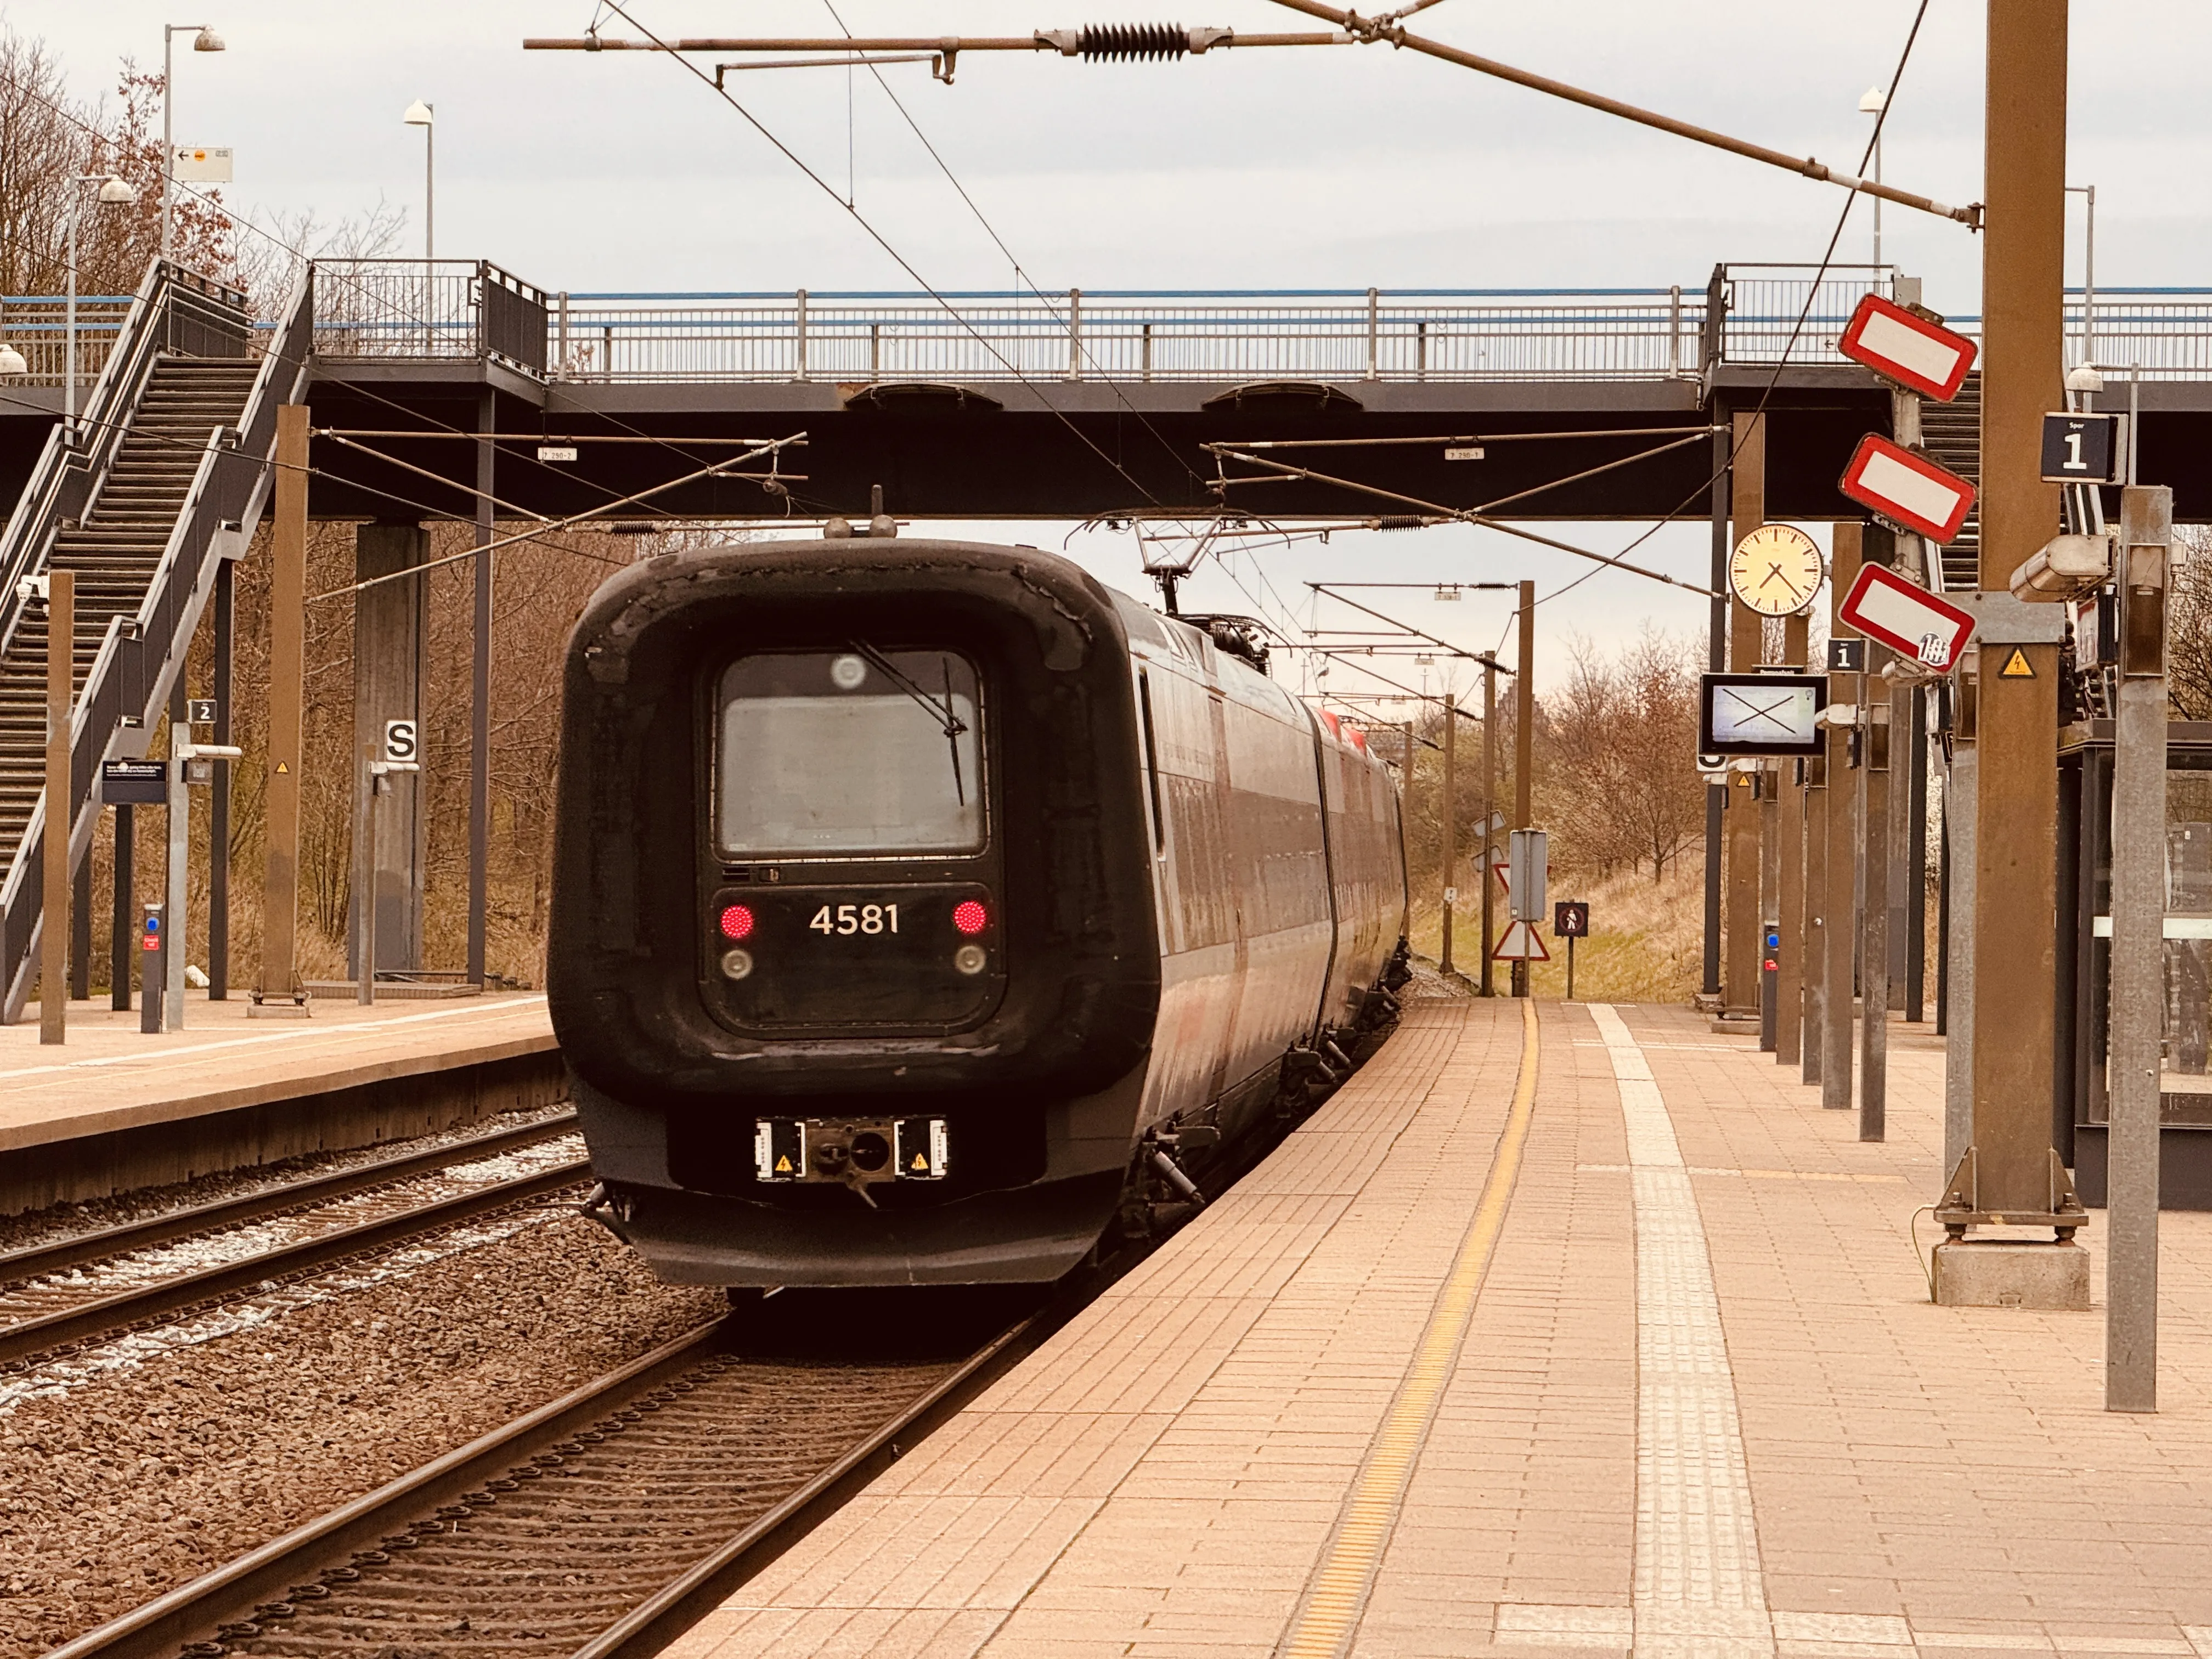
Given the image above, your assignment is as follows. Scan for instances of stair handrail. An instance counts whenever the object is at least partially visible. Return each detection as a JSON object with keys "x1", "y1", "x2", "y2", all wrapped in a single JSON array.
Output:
[
  {"x1": 0, "y1": 258, "x2": 224, "y2": 668},
  {"x1": 0, "y1": 266, "x2": 313, "y2": 1020}
]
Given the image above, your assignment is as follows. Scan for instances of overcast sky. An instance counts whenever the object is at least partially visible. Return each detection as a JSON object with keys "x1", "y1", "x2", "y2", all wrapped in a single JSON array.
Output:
[{"x1": 10, "y1": 1, "x2": 2202, "y2": 693}]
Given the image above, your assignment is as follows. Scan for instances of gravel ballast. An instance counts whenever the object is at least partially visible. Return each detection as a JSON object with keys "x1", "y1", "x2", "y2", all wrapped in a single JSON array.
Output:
[{"x1": 0, "y1": 1206, "x2": 722, "y2": 1659}]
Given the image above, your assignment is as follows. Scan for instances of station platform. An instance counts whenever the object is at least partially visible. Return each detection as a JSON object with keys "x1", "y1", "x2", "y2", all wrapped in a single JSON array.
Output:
[
  {"x1": 671, "y1": 996, "x2": 2212, "y2": 1659},
  {"x1": 0, "y1": 992, "x2": 559, "y2": 1212}
]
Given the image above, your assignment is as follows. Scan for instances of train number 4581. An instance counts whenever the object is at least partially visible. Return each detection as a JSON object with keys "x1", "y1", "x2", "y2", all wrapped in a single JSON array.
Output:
[{"x1": 809, "y1": 903, "x2": 900, "y2": 936}]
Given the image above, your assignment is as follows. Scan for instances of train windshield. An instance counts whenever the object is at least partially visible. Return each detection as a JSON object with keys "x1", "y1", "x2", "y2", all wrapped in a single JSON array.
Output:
[{"x1": 716, "y1": 648, "x2": 984, "y2": 857}]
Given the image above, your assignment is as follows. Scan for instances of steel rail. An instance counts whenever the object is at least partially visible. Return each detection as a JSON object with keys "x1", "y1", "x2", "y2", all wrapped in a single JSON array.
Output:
[
  {"x1": 49, "y1": 1310, "x2": 1047, "y2": 1659},
  {"x1": 41, "y1": 1319, "x2": 731, "y2": 1659},
  {"x1": 0, "y1": 1109, "x2": 579, "y2": 1288},
  {"x1": 0, "y1": 1153, "x2": 588, "y2": 1367}
]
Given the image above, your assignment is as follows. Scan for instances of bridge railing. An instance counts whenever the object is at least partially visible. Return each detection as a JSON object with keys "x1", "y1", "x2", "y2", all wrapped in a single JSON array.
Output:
[
  {"x1": 0, "y1": 297, "x2": 137, "y2": 383},
  {"x1": 540, "y1": 286, "x2": 1716, "y2": 383},
  {"x1": 26, "y1": 263, "x2": 2212, "y2": 387}
]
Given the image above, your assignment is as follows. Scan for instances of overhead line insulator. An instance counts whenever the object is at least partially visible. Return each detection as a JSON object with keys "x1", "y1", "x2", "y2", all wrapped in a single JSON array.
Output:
[{"x1": 1079, "y1": 22, "x2": 1188, "y2": 61}]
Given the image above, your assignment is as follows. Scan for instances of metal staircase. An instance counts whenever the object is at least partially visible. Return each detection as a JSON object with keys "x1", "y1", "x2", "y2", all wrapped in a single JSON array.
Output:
[
  {"x1": 1918, "y1": 370, "x2": 1982, "y2": 592},
  {"x1": 0, "y1": 258, "x2": 312, "y2": 1018}
]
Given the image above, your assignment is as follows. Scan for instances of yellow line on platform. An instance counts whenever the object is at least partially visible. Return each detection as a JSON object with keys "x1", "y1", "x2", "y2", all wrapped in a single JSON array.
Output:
[{"x1": 1278, "y1": 997, "x2": 1541, "y2": 1659}]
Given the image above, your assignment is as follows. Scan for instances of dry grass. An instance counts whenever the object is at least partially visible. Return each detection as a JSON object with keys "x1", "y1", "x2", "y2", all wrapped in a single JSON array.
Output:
[{"x1": 1408, "y1": 858, "x2": 1706, "y2": 1005}]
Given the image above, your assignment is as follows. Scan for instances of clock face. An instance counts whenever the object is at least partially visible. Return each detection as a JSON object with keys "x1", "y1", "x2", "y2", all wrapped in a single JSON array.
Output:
[{"x1": 1729, "y1": 524, "x2": 1824, "y2": 617}]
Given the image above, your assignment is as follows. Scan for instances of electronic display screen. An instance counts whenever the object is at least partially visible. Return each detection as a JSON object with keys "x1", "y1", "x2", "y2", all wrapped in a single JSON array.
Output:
[{"x1": 1699, "y1": 673, "x2": 1829, "y2": 758}]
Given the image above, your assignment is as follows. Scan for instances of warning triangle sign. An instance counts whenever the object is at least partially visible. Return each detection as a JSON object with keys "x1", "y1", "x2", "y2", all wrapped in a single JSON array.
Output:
[
  {"x1": 1999, "y1": 647, "x2": 2035, "y2": 679},
  {"x1": 774, "y1": 1154, "x2": 793, "y2": 1173},
  {"x1": 911, "y1": 1153, "x2": 929, "y2": 1171},
  {"x1": 275, "y1": 760, "x2": 290, "y2": 774},
  {"x1": 1492, "y1": 919, "x2": 1551, "y2": 962}
]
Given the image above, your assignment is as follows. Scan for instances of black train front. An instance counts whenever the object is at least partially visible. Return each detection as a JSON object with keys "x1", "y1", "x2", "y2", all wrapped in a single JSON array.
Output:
[{"x1": 549, "y1": 538, "x2": 1409, "y2": 1286}]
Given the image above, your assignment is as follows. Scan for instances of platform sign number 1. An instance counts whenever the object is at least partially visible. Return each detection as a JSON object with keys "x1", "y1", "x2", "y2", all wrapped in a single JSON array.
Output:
[{"x1": 382, "y1": 719, "x2": 418, "y2": 765}]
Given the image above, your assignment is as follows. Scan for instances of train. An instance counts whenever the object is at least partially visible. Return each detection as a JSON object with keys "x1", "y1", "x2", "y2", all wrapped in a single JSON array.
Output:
[{"x1": 548, "y1": 535, "x2": 1410, "y2": 1288}]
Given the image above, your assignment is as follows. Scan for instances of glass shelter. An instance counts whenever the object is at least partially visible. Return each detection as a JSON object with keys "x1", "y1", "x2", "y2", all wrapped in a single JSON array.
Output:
[{"x1": 2060, "y1": 719, "x2": 2212, "y2": 1205}]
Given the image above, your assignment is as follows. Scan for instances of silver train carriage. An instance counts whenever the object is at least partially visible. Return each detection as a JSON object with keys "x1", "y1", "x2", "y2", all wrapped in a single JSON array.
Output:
[{"x1": 547, "y1": 538, "x2": 1409, "y2": 1287}]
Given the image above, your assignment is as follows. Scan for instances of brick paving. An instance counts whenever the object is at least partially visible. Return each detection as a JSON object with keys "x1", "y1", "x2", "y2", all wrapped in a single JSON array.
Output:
[{"x1": 664, "y1": 996, "x2": 2212, "y2": 1659}]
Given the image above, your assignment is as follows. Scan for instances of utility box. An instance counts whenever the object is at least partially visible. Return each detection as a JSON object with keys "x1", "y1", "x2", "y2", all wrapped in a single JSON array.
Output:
[{"x1": 1509, "y1": 828, "x2": 1547, "y2": 923}]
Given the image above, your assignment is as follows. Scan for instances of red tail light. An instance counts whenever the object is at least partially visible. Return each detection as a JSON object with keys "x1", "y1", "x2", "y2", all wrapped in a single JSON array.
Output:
[
  {"x1": 720, "y1": 904, "x2": 755, "y2": 940},
  {"x1": 952, "y1": 899, "x2": 989, "y2": 935}
]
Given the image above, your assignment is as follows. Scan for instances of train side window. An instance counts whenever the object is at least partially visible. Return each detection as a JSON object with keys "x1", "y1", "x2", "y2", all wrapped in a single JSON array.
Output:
[{"x1": 1137, "y1": 669, "x2": 1166, "y2": 854}]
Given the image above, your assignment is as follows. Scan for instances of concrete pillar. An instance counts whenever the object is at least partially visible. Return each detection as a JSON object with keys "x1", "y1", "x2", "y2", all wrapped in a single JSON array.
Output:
[{"x1": 350, "y1": 522, "x2": 427, "y2": 977}]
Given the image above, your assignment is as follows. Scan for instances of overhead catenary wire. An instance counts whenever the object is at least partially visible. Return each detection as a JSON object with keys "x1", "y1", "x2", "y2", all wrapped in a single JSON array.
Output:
[{"x1": 592, "y1": 0, "x2": 1169, "y2": 515}]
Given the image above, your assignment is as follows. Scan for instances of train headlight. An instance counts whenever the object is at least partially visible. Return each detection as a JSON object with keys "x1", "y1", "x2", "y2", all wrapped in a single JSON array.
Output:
[
  {"x1": 721, "y1": 947, "x2": 755, "y2": 980},
  {"x1": 720, "y1": 903, "x2": 755, "y2": 940},
  {"x1": 953, "y1": 944, "x2": 988, "y2": 975}
]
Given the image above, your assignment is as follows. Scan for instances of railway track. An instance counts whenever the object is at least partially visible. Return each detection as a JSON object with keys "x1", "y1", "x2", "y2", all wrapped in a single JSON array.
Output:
[
  {"x1": 0, "y1": 1112, "x2": 588, "y2": 1368},
  {"x1": 48, "y1": 1287, "x2": 1048, "y2": 1659}
]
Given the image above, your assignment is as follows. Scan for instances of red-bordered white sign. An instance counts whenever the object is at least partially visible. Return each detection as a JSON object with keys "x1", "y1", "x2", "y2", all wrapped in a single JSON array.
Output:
[
  {"x1": 1838, "y1": 293, "x2": 1978, "y2": 402},
  {"x1": 1838, "y1": 433, "x2": 1978, "y2": 545},
  {"x1": 1836, "y1": 563, "x2": 1976, "y2": 673}
]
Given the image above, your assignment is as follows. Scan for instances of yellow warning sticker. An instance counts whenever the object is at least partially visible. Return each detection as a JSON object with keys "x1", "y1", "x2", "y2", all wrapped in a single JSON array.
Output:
[
  {"x1": 1999, "y1": 647, "x2": 2035, "y2": 679},
  {"x1": 911, "y1": 1153, "x2": 929, "y2": 1171},
  {"x1": 774, "y1": 1154, "x2": 792, "y2": 1173},
  {"x1": 274, "y1": 760, "x2": 290, "y2": 773}
]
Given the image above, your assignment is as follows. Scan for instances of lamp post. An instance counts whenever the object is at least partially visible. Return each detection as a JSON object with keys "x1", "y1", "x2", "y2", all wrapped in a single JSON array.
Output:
[
  {"x1": 403, "y1": 100, "x2": 435, "y2": 258},
  {"x1": 2067, "y1": 183, "x2": 2096, "y2": 366},
  {"x1": 1859, "y1": 86, "x2": 1886, "y2": 271},
  {"x1": 67, "y1": 174, "x2": 139, "y2": 432},
  {"x1": 161, "y1": 23, "x2": 225, "y2": 262}
]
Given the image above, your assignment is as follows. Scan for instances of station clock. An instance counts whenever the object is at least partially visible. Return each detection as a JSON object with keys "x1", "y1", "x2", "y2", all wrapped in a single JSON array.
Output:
[{"x1": 1728, "y1": 524, "x2": 1824, "y2": 617}]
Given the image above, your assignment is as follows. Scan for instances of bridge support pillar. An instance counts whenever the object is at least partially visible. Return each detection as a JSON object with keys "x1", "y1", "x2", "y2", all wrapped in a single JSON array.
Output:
[{"x1": 349, "y1": 522, "x2": 427, "y2": 978}]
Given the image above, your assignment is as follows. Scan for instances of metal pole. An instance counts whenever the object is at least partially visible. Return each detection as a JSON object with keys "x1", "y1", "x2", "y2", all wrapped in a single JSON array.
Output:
[
  {"x1": 111, "y1": 805, "x2": 133, "y2": 1011},
  {"x1": 1511, "y1": 580, "x2": 1533, "y2": 999},
  {"x1": 1566, "y1": 934, "x2": 1576, "y2": 1001},
  {"x1": 65, "y1": 193, "x2": 77, "y2": 432},
  {"x1": 1725, "y1": 411, "x2": 1765, "y2": 1015},
  {"x1": 1944, "y1": 663, "x2": 1977, "y2": 1171},
  {"x1": 357, "y1": 761, "x2": 377, "y2": 1006},
  {"x1": 1822, "y1": 523, "x2": 1864, "y2": 1110},
  {"x1": 468, "y1": 385, "x2": 494, "y2": 986},
  {"x1": 1760, "y1": 770, "x2": 1780, "y2": 1052},
  {"x1": 165, "y1": 678, "x2": 187, "y2": 1031},
  {"x1": 425, "y1": 119, "x2": 434, "y2": 260},
  {"x1": 1481, "y1": 654, "x2": 1497, "y2": 996},
  {"x1": 1776, "y1": 609, "x2": 1810, "y2": 1063},
  {"x1": 259, "y1": 404, "x2": 308, "y2": 1001},
  {"x1": 41, "y1": 572, "x2": 72, "y2": 1044},
  {"x1": 70, "y1": 845, "x2": 89, "y2": 1003},
  {"x1": 1802, "y1": 748, "x2": 1827, "y2": 1086},
  {"x1": 2106, "y1": 483, "x2": 2171, "y2": 1413},
  {"x1": 1702, "y1": 413, "x2": 1730, "y2": 1000},
  {"x1": 1860, "y1": 662, "x2": 1890, "y2": 1141},
  {"x1": 209, "y1": 559, "x2": 232, "y2": 997},
  {"x1": 1439, "y1": 680, "x2": 1455, "y2": 976},
  {"x1": 1963, "y1": 0, "x2": 2070, "y2": 1232},
  {"x1": 1906, "y1": 685, "x2": 1928, "y2": 1019},
  {"x1": 161, "y1": 28, "x2": 174, "y2": 261}
]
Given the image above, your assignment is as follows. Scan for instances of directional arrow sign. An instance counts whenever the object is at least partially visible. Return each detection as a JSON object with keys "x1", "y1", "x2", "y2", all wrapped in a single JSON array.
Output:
[
  {"x1": 1492, "y1": 918, "x2": 1550, "y2": 962},
  {"x1": 1837, "y1": 292, "x2": 1977, "y2": 402},
  {"x1": 1837, "y1": 563, "x2": 1976, "y2": 673},
  {"x1": 1838, "y1": 433, "x2": 1978, "y2": 545}
]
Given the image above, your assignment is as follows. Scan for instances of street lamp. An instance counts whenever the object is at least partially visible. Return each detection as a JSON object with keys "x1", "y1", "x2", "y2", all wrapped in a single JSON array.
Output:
[
  {"x1": 68, "y1": 175, "x2": 139, "y2": 432},
  {"x1": 2067, "y1": 183, "x2": 2096, "y2": 366},
  {"x1": 1858, "y1": 86, "x2": 1886, "y2": 272},
  {"x1": 402, "y1": 100, "x2": 434, "y2": 259},
  {"x1": 161, "y1": 23, "x2": 226, "y2": 262}
]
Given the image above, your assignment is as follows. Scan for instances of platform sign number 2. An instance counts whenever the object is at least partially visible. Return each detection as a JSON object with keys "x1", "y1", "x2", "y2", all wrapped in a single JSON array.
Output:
[{"x1": 382, "y1": 719, "x2": 418, "y2": 765}]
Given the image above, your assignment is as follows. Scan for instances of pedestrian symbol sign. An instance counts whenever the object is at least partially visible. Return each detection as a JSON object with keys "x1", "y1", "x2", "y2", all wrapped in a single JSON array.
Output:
[{"x1": 1999, "y1": 648, "x2": 2035, "y2": 679}]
